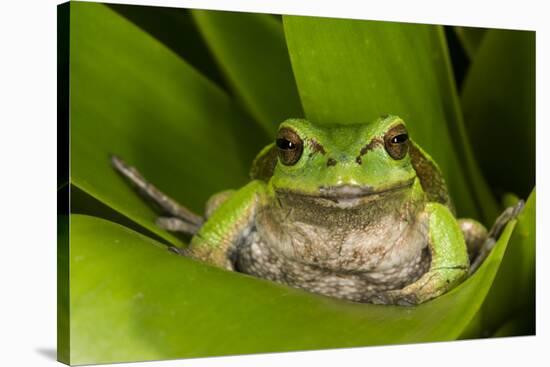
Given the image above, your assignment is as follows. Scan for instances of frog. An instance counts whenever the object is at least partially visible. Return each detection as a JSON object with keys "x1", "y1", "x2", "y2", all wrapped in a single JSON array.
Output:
[{"x1": 111, "y1": 115, "x2": 523, "y2": 305}]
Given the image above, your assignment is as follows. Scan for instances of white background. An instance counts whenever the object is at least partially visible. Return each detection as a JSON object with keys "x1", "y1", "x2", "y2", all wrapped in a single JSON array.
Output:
[{"x1": 0, "y1": 0, "x2": 547, "y2": 366}]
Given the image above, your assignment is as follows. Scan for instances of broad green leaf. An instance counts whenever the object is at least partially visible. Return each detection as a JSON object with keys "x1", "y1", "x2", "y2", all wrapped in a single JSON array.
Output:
[
  {"x1": 69, "y1": 214, "x2": 515, "y2": 365},
  {"x1": 192, "y1": 10, "x2": 303, "y2": 135},
  {"x1": 283, "y1": 16, "x2": 497, "y2": 222},
  {"x1": 69, "y1": 2, "x2": 267, "y2": 246},
  {"x1": 70, "y1": 184, "x2": 169, "y2": 246},
  {"x1": 461, "y1": 29, "x2": 535, "y2": 199},
  {"x1": 57, "y1": 215, "x2": 70, "y2": 364},
  {"x1": 459, "y1": 188, "x2": 535, "y2": 339},
  {"x1": 478, "y1": 189, "x2": 535, "y2": 335},
  {"x1": 107, "y1": 3, "x2": 228, "y2": 89},
  {"x1": 458, "y1": 309, "x2": 483, "y2": 339},
  {"x1": 454, "y1": 26, "x2": 487, "y2": 59}
]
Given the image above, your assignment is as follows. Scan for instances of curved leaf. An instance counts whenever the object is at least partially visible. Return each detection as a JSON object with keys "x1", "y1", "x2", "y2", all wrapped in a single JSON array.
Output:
[
  {"x1": 192, "y1": 9, "x2": 303, "y2": 135},
  {"x1": 461, "y1": 29, "x2": 535, "y2": 198},
  {"x1": 492, "y1": 314, "x2": 535, "y2": 338},
  {"x1": 69, "y1": 2, "x2": 267, "y2": 246},
  {"x1": 57, "y1": 215, "x2": 70, "y2": 363},
  {"x1": 478, "y1": 188, "x2": 535, "y2": 335},
  {"x1": 107, "y1": 3, "x2": 228, "y2": 89},
  {"x1": 69, "y1": 214, "x2": 515, "y2": 365},
  {"x1": 283, "y1": 15, "x2": 497, "y2": 222},
  {"x1": 459, "y1": 188, "x2": 535, "y2": 339}
]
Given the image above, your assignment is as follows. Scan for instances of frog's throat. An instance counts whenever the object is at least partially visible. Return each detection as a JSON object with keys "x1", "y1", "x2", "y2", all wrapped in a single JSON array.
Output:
[{"x1": 274, "y1": 177, "x2": 416, "y2": 204}]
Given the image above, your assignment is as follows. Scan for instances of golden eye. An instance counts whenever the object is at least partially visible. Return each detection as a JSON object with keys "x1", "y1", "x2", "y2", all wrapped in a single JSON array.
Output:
[
  {"x1": 384, "y1": 124, "x2": 409, "y2": 160},
  {"x1": 276, "y1": 127, "x2": 303, "y2": 166}
]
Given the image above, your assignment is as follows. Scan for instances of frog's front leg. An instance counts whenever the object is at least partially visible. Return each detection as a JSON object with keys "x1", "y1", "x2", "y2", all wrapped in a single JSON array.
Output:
[
  {"x1": 185, "y1": 181, "x2": 266, "y2": 270},
  {"x1": 375, "y1": 202, "x2": 470, "y2": 306}
]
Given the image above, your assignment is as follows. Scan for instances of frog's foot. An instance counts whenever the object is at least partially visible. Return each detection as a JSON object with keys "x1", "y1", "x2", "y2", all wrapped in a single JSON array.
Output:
[
  {"x1": 156, "y1": 217, "x2": 201, "y2": 235},
  {"x1": 469, "y1": 200, "x2": 525, "y2": 274},
  {"x1": 370, "y1": 266, "x2": 468, "y2": 306},
  {"x1": 458, "y1": 219, "x2": 488, "y2": 261},
  {"x1": 167, "y1": 245, "x2": 188, "y2": 256},
  {"x1": 111, "y1": 155, "x2": 204, "y2": 233}
]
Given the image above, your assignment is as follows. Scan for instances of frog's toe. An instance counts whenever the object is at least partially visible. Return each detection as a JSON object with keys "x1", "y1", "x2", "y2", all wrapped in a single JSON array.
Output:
[
  {"x1": 370, "y1": 293, "x2": 400, "y2": 305},
  {"x1": 512, "y1": 199, "x2": 525, "y2": 216},
  {"x1": 369, "y1": 295, "x2": 387, "y2": 305},
  {"x1": 470, "y1": 199, "x2": 525, "y2": 274},
  {"x1": 395, "y1": 295, "x2": 418, "y2": 306},
  {"x1": 370, "y1": 289, "x2": 419, "y2": 306},
  {"x1": 488, "y1": 199, "x2": 525, "y2": 239},
  {"x1": 156, "y1": 216, "x2": 201, "y2": 235}
]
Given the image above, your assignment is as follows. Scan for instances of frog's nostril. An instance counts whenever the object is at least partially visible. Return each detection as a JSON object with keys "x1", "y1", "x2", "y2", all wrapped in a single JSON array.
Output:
[{"x1": 326, "y1": 158, "x2": 337, "y2": 167}]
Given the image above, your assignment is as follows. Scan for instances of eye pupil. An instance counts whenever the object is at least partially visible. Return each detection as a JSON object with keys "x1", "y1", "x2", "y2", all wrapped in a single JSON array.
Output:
[
  {"x1": 391, "y1": 134, "x2": 408, "y2": 144},
  {"x1": 276, "y1": 138, "x2": 295, "y2": 150}
]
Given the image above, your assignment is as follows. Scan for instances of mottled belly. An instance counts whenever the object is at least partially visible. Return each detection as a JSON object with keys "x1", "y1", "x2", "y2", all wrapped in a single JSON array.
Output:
[{"x1": 235, "y1": 227, "x2": 431, "y2": 303}]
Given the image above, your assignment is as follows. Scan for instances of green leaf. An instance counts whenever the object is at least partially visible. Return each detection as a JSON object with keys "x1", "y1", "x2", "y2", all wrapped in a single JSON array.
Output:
[
  {"x1": 69, "y1": 2, "x2": 268, "y2": 246},
  {"x1": 192, "y1": 10, "x2": 303, "y2": 135},
  {"x1": 283, "y1": 15, "x2": 497, "y2": 222},
  {"x1": 70, "y1": 184, "x2": 169, "y2": 246},
  {"x1": 454, "y1": 26, "x2": 487, "y2": 59},
  {"x1": 492, "y1": 314, "x2": 535, "y2": 338},
  {"x1": 107, "y1": 3, "x2": 228, "y2": 89},
  {"x1": 57, "y1": 215, "x2": 70, "y2": 364},
  {"x1": 478, "y1": 188, "x2": 535, "y2": 335},
  {"x1": 461, "y1": 29, "x2": 535, "y2": 199},
  {"x1": 69, "y1": 213, "x2": 515, "y2": 365}
]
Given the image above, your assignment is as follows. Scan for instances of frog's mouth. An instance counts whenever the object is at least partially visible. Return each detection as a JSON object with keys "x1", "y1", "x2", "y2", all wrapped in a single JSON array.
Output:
[{"x1": 276, "y1": 178, "x2": 416, "y2": 208}]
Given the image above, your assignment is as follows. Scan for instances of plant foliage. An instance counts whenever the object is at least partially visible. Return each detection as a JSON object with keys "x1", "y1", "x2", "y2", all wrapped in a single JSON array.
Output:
[{"x1": 60, "y1": 2, "x2": 535, "y2": 364}]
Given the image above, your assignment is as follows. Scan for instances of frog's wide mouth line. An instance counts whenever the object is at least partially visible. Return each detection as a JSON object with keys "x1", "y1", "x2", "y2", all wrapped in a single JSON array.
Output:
[{"x1": 275, "y1": 178, "x2": 416, "y2": 202}]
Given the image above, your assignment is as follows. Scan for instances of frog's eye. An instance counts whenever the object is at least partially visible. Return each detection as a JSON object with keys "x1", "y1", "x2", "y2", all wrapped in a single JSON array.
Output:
[
  {"x1": 384, "y1": 124, "x2": 409, "y2": 160},
  {"x1": 276, "y1": 127, "x2": 303, "y2": 166}
]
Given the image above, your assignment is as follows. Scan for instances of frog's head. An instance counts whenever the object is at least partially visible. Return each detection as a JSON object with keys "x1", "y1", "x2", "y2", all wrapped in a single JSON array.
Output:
[{"x1": 259, "y1": 115, "x2": 419, "y2": 207}]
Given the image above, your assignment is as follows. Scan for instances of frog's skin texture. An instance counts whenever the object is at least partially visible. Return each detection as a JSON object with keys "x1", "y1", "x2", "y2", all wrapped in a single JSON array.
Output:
[{"x1": 112, "y1": 115, "x2": 510, "y2": 305}]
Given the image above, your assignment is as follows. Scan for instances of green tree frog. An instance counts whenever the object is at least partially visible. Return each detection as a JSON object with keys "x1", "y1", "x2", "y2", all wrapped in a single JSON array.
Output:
[{"x1": 112, "y1": 115, "x2": 521, "y2": 305}]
